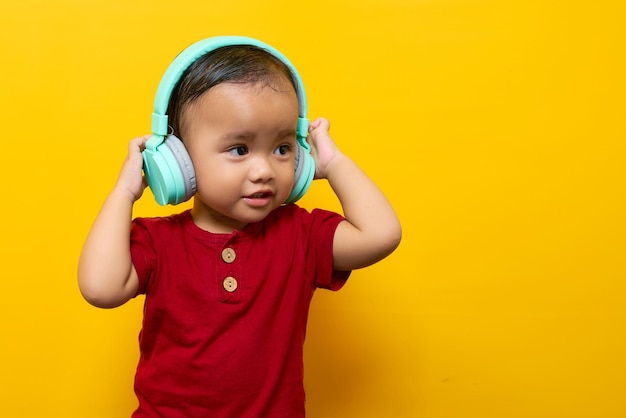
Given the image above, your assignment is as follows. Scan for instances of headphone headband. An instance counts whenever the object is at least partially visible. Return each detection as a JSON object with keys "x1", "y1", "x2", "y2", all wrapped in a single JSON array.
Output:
[{"x1": 151, "y1": 36, "x2": 308, "y2": 138}]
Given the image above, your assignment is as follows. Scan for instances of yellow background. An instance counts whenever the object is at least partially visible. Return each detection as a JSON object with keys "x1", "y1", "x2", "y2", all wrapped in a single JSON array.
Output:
[{"x1": 1, "y1": 0, "x2": 625, "y2": 416}]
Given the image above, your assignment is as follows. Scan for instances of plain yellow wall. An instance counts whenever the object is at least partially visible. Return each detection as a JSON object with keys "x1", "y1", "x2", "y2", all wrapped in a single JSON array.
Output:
[{"x1": 1, "y1": 0, "x2": 625, "y2": 416}]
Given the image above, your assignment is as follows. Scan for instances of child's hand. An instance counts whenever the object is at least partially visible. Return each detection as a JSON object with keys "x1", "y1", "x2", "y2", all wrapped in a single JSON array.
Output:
[
  {"x1": 307, "y1": 117, "x2": 343, "y2": 180},
  {"x1": 113, "y1": 135, "x2": 150, "y2": 202}
]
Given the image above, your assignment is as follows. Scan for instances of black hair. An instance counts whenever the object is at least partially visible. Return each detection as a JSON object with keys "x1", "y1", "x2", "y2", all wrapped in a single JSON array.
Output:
[{"x1": 166, "y1": 45, "x2": 297, "y2": 138}]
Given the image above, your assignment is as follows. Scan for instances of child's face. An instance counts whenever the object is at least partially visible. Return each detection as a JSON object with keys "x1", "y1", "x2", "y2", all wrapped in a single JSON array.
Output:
[{"x1": 181, "y1": 80, "x2": 299, "y2": 232}]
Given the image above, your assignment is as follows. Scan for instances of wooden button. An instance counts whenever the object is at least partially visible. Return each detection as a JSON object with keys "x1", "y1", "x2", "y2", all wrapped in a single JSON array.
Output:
[
  {"x1": 223, "y1": 276, "x2": 238, "y2": 292},
  {"x1": 221, "y1": 248, "x2": 236, "y2": 263}
]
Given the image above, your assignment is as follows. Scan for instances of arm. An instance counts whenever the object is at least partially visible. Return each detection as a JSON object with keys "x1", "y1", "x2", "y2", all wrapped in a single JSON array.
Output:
[
  {"x1": 308, "y1": 118, "x2": 402, "y2": 271},
  {"x1": 77, "y1": 135, "x2": 150, "y2": 308}
]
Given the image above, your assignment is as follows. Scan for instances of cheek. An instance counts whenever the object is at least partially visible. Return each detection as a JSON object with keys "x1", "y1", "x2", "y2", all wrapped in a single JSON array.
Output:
[
  {"x1": 192, "y1": 159, "x2": 228, "y2": 187},
  {"x1": 280, "y1": 162, "x2": 296, "y2": 187}
]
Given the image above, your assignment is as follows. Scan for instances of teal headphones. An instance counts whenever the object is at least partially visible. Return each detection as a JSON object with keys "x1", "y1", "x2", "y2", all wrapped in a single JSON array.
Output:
[{"x1": 142, "y1": 36, "x2": 315, "y2": 206}]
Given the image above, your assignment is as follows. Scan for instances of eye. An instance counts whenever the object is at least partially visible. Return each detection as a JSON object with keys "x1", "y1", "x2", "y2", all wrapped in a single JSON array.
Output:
[
  {"x1": 227, "y1": 146, "x2": 248, "y2": 156},
  {"x1": 275, "y1": 144, "x2": 292, "y2": 156}
]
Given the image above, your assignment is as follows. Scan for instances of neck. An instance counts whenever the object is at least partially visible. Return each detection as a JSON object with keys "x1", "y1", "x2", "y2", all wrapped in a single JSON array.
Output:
[{"x1": 190, "y1": 201, "x2": 248, "y2": 234}]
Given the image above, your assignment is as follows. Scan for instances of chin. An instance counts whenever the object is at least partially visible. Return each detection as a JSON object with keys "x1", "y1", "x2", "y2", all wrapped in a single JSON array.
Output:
[{"x1": 235, "y1": 208, "x2": 277, "y2": 225}]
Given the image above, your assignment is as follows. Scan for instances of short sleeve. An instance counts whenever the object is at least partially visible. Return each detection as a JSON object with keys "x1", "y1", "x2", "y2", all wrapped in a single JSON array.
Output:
[
  {"x1": 307, "y1": 208, "x2": 351, "y2": 291},
  {"x1": 130, "y1": 218, "x2": 157, "y2": 296}
]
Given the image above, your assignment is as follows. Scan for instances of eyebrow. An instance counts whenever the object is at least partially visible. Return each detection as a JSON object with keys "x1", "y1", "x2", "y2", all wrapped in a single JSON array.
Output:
[
  {"x1": 220, "y1": 129, "x2": 297, "y2": 142},
  {"x1": 220, "y1": 131, "x2": 256, "y2": 142}
]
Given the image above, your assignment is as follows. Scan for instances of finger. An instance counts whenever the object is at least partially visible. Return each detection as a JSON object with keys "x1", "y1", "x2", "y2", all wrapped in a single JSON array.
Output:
[
  {"x1": 308, "y1": 117, "x2": 323, "y2": 131},
  {"x1": 129, "y1": 135, "x2": 151, "y2": 154}
]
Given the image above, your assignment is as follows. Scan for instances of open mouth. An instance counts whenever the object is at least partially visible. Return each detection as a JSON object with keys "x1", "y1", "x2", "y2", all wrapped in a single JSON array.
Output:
[
  {"x1": 246, "y1": 192, "x2": 272, "y2": 199},
  {"x1": 243, "y1": 191, "x2": 274, "y2": 208}
]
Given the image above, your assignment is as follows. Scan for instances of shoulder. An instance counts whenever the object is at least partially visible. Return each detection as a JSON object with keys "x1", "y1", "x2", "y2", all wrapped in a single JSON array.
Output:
[
  {"x1": 132, "y1": 210, "x2": 190, "y2": 230},
  {"x1": 131, "y1": 210, "x2": 192, "y2": 245},
  {"x1": 264, "y1": 204, "x2": 343, "y2": 225},
  {"x1": 258, "y1": 205, "x2": 345, "y2": 242}
]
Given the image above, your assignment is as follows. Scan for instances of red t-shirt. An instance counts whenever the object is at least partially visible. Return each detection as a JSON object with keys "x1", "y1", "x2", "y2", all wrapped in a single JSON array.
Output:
[{"x1": 129, "y1": 205, "x2": 350, "y2": 417}]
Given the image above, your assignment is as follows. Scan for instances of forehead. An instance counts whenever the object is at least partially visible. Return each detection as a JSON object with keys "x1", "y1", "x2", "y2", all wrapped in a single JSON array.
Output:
[
  {"x1": 194, "y1": 79, "x2": 298, "y2": 112},
  {"x1": 181, "y1": 81, "x2": 299, "y2": 138}
]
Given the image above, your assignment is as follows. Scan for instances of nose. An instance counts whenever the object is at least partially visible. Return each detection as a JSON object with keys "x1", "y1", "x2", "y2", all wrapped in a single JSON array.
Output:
[{"x1": 249, "y1": 155, "x2": 275, "y2": 183}]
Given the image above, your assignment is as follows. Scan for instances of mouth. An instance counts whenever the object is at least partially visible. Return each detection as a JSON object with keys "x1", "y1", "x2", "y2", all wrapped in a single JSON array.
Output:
[
  {"x1": 242, "y1": 190, "x2": 276, "y2": 208},
  {"x1": 244, "y1": 191, "x2": 274, "y2": 199}
]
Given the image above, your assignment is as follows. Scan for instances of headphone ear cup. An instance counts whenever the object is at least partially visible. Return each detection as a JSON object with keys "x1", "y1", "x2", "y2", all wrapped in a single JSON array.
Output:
[
  {"x1": 142, "y1": 135, "x2": 196, "y2": 206},
  {"x1": 286, "y1": 141, "x2": 315, "y2": 204},
  {"x1": 164, "y1": 135, "x2": 197, "y2": 202}
]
